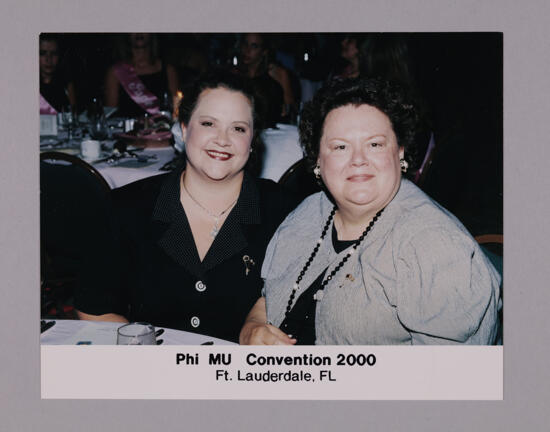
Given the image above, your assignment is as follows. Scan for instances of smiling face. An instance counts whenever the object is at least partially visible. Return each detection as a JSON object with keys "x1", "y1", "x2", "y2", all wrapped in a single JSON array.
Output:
[
  {"x1": 318, "y1": 104, "x2": 403, "y2": 217},
  {"x1": 182, "y1": 87, "x2": 253, "y2": 183}
]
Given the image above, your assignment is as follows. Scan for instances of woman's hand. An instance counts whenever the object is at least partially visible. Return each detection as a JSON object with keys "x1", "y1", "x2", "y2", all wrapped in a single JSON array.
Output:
[
  {"x1": 240, "y1": 321, "x2": 296, "y2": 345},
  {"x1": 239, "y1": 297, "x2": 297, "y2": 345},
  {"x1": 76, "y1": 310, "x2": 129, "y2": 323}
]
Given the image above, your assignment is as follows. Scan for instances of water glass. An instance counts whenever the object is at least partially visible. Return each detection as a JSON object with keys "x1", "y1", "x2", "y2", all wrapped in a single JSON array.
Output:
[
  {"x1": 116, "y1": 322, "x2": 156, "y2": 345},
  {"x1": 61, "y1": 104, "x2": 78, "y2": 142},
  {"x1": 159, "y1": 91, "x2": 173, "y2": 119},
  {"x1": 89, "y1": 115, "x2": 108, "y2": 140}
]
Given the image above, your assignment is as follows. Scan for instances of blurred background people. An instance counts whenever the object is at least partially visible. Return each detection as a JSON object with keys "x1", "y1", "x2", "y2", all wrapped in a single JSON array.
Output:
[
  {"x1": 167, "y1": 34, "x2": 209, "y2": 89},
  {"x1": 358, "y1": 35, "x2": 414, "y2": 87},
  {"x1": 237, "y1": 33, "x2": 295, "y2": 126},
  {"x1": 330, "y1": 34, "x2": 363, "y2": 80},
  {"x1": 39, "y1": 34, "x2": 76, "y2": 114},
  {"x1": 104, "y1": 33, "x2": 179, "y2": 118}
]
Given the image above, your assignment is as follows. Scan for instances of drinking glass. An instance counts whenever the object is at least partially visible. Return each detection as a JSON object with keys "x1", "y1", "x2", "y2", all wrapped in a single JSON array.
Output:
[
  {"x1": 87, "y1": 97, "x2": 108, "y2": 140},
  {"x1": 89, "y1": 115, "x2": 108, "y2": 140},
  {"x1": 159, "y1": 91, "x2": 173, "y2": 120},
  {"x1": 87, "y1": 96, "x2": 103, "y2": 122},
  {"x1": 62, "y1": 104, "x2": 74, "y2": 141},
  {"x1": 116, "y1": 322, "x2": 156, "y2": 345}
]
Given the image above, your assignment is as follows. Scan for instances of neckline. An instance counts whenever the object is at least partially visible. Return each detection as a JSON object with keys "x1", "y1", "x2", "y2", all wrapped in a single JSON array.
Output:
[{"x1": 331, "y1": 224, "x2": 357, "y2": 254}]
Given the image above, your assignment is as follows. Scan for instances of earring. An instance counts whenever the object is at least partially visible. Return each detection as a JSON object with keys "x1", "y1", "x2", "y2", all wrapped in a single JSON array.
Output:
[
  {"x1": 400, "y1": 158, "x2": 409, "y2": 173},
  {"x1": 313, "y1": 164, "x2": 321, "y2": 179}
]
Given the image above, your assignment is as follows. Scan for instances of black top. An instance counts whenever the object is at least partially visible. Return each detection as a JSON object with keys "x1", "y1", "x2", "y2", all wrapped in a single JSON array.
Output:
[
  {"x1": 250, "y1": 73, "x2": 284, "y2": 127},
  {"x1": 117, "y1": 63, "x2": 170, "y2": 118},
  {"x1": 279, "y1": 225, "x2": 356, "y2": 345},
  {"x1": 75, "y1": 170, "x2": 299, "y2": 342},
  {"x1": 40, "y1": 78, "x2": 70, "y2": 113}
]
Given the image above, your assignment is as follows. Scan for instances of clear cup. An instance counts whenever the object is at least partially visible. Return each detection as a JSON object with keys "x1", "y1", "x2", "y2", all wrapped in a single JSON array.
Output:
[
  {"x1": 116, "y1": 322, "x2": 156, "y2": 345},
  {"x1": 89, "y1": 115, "x2": 108, "y2": 140}
]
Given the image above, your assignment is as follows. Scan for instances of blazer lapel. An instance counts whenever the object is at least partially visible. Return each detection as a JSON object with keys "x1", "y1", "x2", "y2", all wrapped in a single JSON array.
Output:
[
  {"x1": 201, "y1": 173, "x2": 261, "y2": 272},
  {"x1": 152, "y1": 171, "x2": 203, "y2": 278},
  {"x1": 151, "y1": 171, "x2": 262, "y2": 277}
]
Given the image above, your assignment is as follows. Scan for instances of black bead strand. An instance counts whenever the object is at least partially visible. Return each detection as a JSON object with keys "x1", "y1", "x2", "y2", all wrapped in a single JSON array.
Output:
[{"x1": 283, "y1": 207, "x2": 384, "y2": 321}]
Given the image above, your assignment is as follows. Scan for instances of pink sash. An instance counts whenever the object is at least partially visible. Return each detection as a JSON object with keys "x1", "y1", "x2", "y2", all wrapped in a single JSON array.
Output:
[
  {"x1": 113, "y1": 62, "x2": 160, "y2": 115},
  {"x1": 40, "y1": 93, "x2": 57, "y2": 115}
]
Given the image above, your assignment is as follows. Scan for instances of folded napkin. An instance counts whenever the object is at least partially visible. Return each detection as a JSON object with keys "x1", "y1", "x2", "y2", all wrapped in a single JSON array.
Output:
[{"x1": 171, "y1": 122, "x2": 184, "y2": 152}]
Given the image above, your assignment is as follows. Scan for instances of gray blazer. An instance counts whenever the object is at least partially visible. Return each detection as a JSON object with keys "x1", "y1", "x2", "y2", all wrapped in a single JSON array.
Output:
[{"x1": 262, "y1": 179, "x2": 501, "y2": 345}]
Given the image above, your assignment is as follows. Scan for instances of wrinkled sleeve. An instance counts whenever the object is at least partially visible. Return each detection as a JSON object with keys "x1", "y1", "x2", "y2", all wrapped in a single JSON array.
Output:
[{"x1": 395, "y1": 228, "x2": 500, "y2": 344}]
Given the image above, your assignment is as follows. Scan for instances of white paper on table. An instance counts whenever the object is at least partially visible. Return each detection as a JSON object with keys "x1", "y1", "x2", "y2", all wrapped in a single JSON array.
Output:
[
  {"x1": 61, "y1": 321, "x2": 120, "y2": 345},
  {"x1": 40, "y1": 114, "x2": 58, "y2": 136}
]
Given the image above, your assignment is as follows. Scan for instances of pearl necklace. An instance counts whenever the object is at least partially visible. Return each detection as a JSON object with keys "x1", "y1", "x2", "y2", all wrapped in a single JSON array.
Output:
[
  {"x1": 284, "y1": 206, "x2": 384, "y2": 319},
  {"x1": 181, "y1": 179, "x2": 238, "y2": 238}
]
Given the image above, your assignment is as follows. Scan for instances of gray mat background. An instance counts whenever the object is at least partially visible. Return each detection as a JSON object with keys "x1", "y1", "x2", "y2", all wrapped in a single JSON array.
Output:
[{"x1": 1, "y1": 0, "x2": 549, "y2": 430}]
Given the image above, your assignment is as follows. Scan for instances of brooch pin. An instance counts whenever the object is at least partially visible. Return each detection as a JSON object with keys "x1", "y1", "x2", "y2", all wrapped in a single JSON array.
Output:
[
  {"x1": 242, "y1": 255, "x2": 255, "y2": 276},
  {"x1": 339, "y1": 274, "x2": 355, "y2": 288}
]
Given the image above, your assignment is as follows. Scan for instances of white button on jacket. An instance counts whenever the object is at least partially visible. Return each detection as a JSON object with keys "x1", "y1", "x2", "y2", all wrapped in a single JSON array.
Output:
[{"x1": 190, "y1": 316, "x2": 200, "y2": 328}]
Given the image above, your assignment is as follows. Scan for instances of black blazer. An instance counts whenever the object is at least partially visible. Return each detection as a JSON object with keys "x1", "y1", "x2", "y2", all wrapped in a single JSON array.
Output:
[{"x1": 75, "y1": 170, "x2": 298, "y2": 343}]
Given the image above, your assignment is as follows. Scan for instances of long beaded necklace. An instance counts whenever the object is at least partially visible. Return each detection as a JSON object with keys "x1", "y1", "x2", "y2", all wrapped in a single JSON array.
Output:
[
  {"x1": 284, "y1": 206, "x2": 385, "y2": 320},
  {"x1": 181, "y1": 179, "x2": 238, "y2": 238}
]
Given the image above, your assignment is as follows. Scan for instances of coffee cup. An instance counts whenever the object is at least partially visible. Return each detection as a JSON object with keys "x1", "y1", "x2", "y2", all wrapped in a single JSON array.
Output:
[{"x1": 81, "y1": 139, "x2": 101, "y2": 160}]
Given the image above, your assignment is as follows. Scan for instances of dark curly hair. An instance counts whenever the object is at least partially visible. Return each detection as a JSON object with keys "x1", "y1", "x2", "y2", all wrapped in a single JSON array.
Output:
[
  {"x1": 178, "y1": 69, "x2": 264, "y2": 173},
  {"x1": 299, "y1": 77, "x2": 421, "y2": 177}
]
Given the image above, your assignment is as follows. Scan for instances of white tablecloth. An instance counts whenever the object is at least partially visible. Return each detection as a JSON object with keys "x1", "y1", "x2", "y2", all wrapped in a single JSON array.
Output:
[
  {"x1": 259, "y1": 124, "x2": 303, "y2": 182},
  {"x1": 41, "y1": 319, "x2": 236, "y2": 345},
  {"x1": 94, "y1": 147, "x2": 176, "y2": 189},
  {"x1": 42, "y1": 122, "x2": 300, "y2": 187}
]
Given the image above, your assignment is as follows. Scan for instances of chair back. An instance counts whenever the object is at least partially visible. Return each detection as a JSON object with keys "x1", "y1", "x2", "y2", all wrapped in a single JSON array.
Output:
[
  {"x1": 40, "y1": 152, "x2": 112, "y2": 317},
  {"x1": 413, "y1": 132, "x2": 436, "y2": 187},
  {"x1": 475, "y1": 234, "x2": 503, "y2": 273},
  {"x1": 278, "y1": 158, "x2": 322, "y2": 203}
]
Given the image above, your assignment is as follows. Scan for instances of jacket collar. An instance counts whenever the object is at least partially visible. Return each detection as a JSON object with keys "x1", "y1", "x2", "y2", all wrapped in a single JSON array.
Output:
[
  {"x1": 298, "y1": 179, "x2": 409, "y2": 289},
  {"x1": 152, "y1": 170, "x2": 261, "y2": 277}
]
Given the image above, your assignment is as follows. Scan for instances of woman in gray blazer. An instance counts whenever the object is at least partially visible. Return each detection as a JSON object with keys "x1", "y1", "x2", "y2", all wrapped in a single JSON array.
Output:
[{"x1": 240, "y1": 77, "x2": 501, "y2": 345}]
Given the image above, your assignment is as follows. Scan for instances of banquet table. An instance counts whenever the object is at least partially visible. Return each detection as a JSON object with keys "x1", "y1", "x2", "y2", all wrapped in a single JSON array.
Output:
[
  {"x1": 40, "y1": 117, "x2": 178, "y2": 189},
  {"x1": 93, "y1": 146, "x2": 176, "y2": 189},
  {"x1": 41, "y1": 120, "x2": 301, "y2": 188},
  {"x1": 41, "y1": 319, "x2": 236, "y2": 346}
]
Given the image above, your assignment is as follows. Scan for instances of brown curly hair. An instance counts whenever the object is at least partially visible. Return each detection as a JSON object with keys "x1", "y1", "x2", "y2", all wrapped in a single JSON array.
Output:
[{"x1": 299, "y1": 77, "x2": 421, "y2": 177}]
